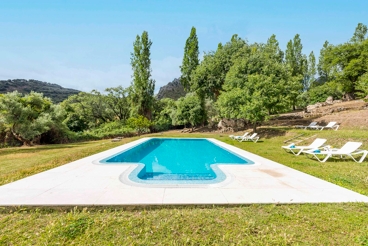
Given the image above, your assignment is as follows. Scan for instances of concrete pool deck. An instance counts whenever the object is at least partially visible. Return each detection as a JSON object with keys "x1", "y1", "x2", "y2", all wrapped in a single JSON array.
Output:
[{"x1": 0, "y1": 137, "x2": 367, "y2": 206}]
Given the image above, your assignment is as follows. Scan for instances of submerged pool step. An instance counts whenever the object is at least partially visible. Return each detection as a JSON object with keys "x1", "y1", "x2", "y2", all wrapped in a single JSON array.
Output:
[{"x1": 142, "y1": 173, "x2": 215, "y2": 180}]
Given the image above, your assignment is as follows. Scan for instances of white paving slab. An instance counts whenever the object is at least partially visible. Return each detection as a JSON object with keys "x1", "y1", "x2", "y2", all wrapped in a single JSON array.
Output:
[{"x1": 0, "y1": 137, "x2": 367, "y2": 206}]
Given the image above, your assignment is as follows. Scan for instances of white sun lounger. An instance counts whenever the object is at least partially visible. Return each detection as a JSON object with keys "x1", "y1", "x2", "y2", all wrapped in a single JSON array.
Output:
[
  {"x1": 295, "y1": 122, "x2": 317, "y2": 129},
  {"x1": 303, "y1": 141, "x2": 368, "y2": 163},
  {"x1": 282, "y1": 138, "x2": 327, "y2": 156},
  {"x1": 229, "y1": 132, "x2": 249, "y2": 140},
  {"x1": 239, "y1": 133, "x2": 259, "y2": 143},
  {"x1": 309, "y1": 122, "x2": 340, "y2": 131}
]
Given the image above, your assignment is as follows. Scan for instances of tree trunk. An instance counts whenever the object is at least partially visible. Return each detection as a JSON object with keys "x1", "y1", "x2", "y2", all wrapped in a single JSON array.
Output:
[
  {"x1": 253, "y1": 122, "x2": 257, "y2": 133},
  {"x1": 11, "y1": 125, "x2": 32, "y2": 146}
]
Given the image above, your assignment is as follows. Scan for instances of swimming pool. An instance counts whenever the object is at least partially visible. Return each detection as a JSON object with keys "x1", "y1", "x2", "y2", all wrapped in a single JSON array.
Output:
[{"x1": 100, "y1": 138, "x2": 254, "y2": 184}]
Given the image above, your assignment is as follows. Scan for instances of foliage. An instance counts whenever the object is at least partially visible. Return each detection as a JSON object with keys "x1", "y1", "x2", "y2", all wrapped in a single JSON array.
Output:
[
  {"x1": 350, "y1": 22, "x2": 368, "y2": 43},
  {"x1": 306, "y1": 82, "x2": 343, "y2": 104},
  {"x1": 104, "y1": 86, "x2": 131, "y2": 121},
  {"x1": 180, "y1": 27, "x2": 199, "y2": 91},
  {"x1": 285, "y1": 34, "x2": 307, "y2": 108},
  {"x1": 130, "y1": 31, "x2": 155, "y2": 120},
  {"x1": 152, "y1": 98, "x2": 176, "y2": 131},
  {"x1": 0, "y1": 91, "x2": 64, "y2": 145},
  {"x1": 205, "y1": 99, "x2": 218, "y2": 123},
  {"x1": 174, "y1": 93, "x2": 205, "y2": 128},
  {"x1": 126, "y1": 115, "x2": 152, "y2": 135},
  {"x1": 191, "y1": 35, "x2": 248, "y2": 100},
  {"x1": 61, "y1": 86, "x2": 131, "y2": 132},
  {"x1": 303, "y1": 51, "x2": 317, "y2": 90},
  {"x1": 217, "y1": 36, "x2": 290, "y2": 131},
  {"x1": 356, "y1": 73, "x2": 368, "y2": 100},
  {"x1": 318, "y1": 23, "x2": 368, "y2": 96},
  {"x1": 62, "y1": 91, "x2": 113, "y2": 130},
  {"x1": 86, "y1": 121, "x2": 134, "y2": 138},
  {"x1": 317, "y1": 41, "x2": 334, "y2": 82},
  {"x1": 0, "y1": 79, "x2": 80, "y2": 104}
]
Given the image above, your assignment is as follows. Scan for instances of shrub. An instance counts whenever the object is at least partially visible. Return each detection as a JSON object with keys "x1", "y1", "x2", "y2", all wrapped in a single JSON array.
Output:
[
  {"x1": 126, "y1": 116, "x2": 152, "y2": 136},
  {"x1": 307, "y1": 82, "x2": 343, "y2": 104},
  {"x1": 87, "y1": 121, "x2": 135, "y2": 138},
  {"x1": 356, "y1": 73, "x2": 368, "y2": 101}
]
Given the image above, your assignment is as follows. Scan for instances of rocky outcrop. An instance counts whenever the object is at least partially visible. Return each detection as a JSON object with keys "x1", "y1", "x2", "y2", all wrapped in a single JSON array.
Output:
[{"x1": 156, "y1": 78, "x2": 186, "y2": 100}]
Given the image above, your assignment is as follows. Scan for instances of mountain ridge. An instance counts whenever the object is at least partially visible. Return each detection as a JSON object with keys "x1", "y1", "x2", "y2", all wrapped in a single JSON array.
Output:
[{"x1": 0, "y1": 79, "x2": 80, "y2": 103}]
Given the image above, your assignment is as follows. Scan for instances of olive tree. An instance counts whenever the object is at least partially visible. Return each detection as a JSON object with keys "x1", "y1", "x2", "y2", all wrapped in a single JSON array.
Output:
[{"x1": 0, "y1": 91, "x2": 60, "y2": 145}]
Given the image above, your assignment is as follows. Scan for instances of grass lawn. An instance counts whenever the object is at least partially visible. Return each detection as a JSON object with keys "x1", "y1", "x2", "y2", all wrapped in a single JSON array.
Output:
[{"x1": 1, "y1": 128, "x2": 368, "y2": 245}]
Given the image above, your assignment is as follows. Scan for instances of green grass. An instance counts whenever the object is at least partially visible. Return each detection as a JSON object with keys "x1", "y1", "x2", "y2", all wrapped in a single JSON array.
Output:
[
  {"x1": 1, "y1": 128, "x2": 368, "y2": 245},
  {"x1": 0, "y1": 138, "x2": 140, "y2": 186},
  {"x1": 1, "y1": 204, "x2": 368, "y2": 245}
]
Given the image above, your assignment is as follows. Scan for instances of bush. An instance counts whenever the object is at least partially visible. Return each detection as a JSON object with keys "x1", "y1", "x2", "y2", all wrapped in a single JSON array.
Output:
[
  {"x1": 356, "y1": 73, "x2": 368, "y2": 101},
  {"x1": 126, "y1": 116, "x2": 152, "y2": 136},
  {"x1": 307, "y1": 82, "x2": 343, "y2": 104},
  {"x1": 152, "y1": 98, "x2": 176, "y2": 132},
  {"x1": 87, "y1": 121, "x2": 135, "y2": 138}
]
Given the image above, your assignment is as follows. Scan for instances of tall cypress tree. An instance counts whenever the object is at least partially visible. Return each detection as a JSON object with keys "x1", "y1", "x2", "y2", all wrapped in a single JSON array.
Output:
[
  {"x1": 130, "y1": 31, "x2": 155, "y2": 120},
  {"x1": 285, "y1": 34, "x2": 307, "y2": 109},
  {"x1": 180, "y1": 27, "x2": 199, "y2": 91}
]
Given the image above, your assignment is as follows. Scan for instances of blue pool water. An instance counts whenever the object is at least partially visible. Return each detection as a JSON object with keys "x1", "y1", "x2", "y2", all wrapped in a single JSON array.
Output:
[{"x1": 101, "y1": 138, "x2": 254, "y2": 184}]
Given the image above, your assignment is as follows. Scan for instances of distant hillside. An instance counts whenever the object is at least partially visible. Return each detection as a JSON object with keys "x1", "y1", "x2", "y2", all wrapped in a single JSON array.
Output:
[
  {"x1": 0, "y1": 79, "x2": 80, "y2": 103},
  {"x1": 156, "y1": 78, "x2": 186, "y2": 100}
]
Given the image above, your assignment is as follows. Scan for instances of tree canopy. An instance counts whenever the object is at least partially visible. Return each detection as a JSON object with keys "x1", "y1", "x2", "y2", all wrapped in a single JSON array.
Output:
[
  {"x1": 180, "y1": 27, "x2": 199, "y2": 91},
  {"x1": 130, "y1": 31, "x2": 155, "y2": 120},
  {"x1": 0, "y1": 91, "x2": 64, "y2": 145}
]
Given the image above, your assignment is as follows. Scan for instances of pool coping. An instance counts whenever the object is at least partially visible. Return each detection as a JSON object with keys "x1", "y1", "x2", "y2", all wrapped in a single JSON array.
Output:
[
  {"x1": 95, "y1": 137, "x2": 259, "y2": 188},
  {"x1": 0, "y1": 137, "x2": 367, "y2": 206}
]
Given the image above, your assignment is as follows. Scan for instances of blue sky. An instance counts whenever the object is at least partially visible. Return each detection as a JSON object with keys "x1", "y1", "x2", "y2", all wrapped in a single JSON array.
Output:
[{"x1": 0, "y1": 0, "x2": 367, "y2": 92}]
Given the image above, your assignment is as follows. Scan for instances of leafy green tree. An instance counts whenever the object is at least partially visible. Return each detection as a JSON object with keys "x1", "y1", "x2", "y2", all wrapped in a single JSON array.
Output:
[
  {"x1": 105, "y1": 86, "x2": 130, "y2": 121},
  {"x1": 217, "y1": 38, "x2": 289, "y2": 131},
  {"x1": 318, "y1": 24, "x2": 368, "y2": 97},
  {"x1": 351, "y1": 22, "x2": 368, "y2": 43},
  {"x1": 130, "y1": 31, "x2": 155, "y2": 121},
  {"x1": 191, "y1": 35, "x2": 248, "y2": 100},
  {"x1": 317, "y1": 41, "x2": 334, "y2": 82},
  {"x1": 180, "y1": 27, "x2": 199, "y2": 91},
  {"x1": 307, "y1": 82, "x2": 343, "y2": 104},
  {"x1": 285, "y1": 34, "x2": 307, "y2": 109},
  {"x1": 126, "y1": 115, "x2": 152, "y2": 136},
  {"x1": 62, "y1": 91, "x2": 114, "y2": 130},
  {"x1": 0, "y1": 91, "x2": 59, "y2": 145},
  {"x1": 303, "y1": 51, "x2": 316, "y2": 90},
  {"x1": 356, "y1": 73, "x2": 368, "y2": 100},
  {"x1": 174, "y1": 93, "x2": 205, "y2": 129},
  {"x1": 152, "y1": 98, "x2": 176, "y2": 131}
]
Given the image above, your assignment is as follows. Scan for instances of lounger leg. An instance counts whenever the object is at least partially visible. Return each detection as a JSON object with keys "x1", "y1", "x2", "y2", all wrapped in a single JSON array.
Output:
[
  {"x1": 321, "y1": 154, "x2": 331, "y2": 162},
  {"x1": 358, "y1": 151, "x2": 368, "y2": 163},
  {"x1": 296, "y1": 149, "x2": 304, "y2": 156},
  {"x1": 306, "y1": 153, "x2": 321, "y2": 162},
  {"x1": 349, "y1": 154, "x2": 358, "y2": 163}
]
